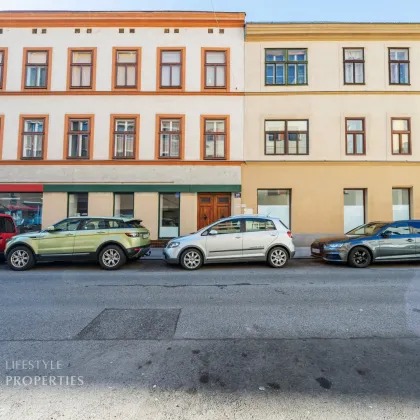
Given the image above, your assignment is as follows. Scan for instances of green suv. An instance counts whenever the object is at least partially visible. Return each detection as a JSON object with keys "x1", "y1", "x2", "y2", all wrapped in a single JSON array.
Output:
[{"x1": 5, "y1": 217, "x2": 151, "y2": 271}]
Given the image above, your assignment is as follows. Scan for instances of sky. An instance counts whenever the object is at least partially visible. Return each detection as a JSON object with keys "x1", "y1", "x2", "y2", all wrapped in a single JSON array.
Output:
[{"x1": 0, "y1": 0, "x2": 419, "y2": 22}]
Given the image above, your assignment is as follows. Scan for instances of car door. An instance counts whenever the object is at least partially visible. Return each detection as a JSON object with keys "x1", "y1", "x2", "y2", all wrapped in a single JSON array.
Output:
[
  {"x1": 377, "y1": 223, "x2": 416, "y2": 259},
  {"x1": 0, "y1": 216, "x2": 17, "y2": 252},
  {"x1": 38, "y1": 218, "x2": 81, "y2": 255},
  {"x1": 242, "y1": 218, "x2": 278, "y2": 258},
  {"x1": 205, "y1": 219, "x2": 243, "y2": 260},
  {"x1": 73, "y1": 219, "x2": 109, "y2": 255}
]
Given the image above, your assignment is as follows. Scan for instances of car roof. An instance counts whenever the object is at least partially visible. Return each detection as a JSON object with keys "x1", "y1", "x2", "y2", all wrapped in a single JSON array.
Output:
[
  {"x1": 222, "y1": 214, "x2": 282, "y2": 221},
  {"x1": 67, "y1": 216, "x2": 137, "y2": 221},
  {"x1": 0, "y1": 213, "x2": 13, "y2": 218}
]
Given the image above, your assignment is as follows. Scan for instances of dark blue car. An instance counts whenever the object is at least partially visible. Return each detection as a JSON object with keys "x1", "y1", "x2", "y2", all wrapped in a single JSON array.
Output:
[{"x1": 311, "y1": 220, "x2": 420, "y2": 268}]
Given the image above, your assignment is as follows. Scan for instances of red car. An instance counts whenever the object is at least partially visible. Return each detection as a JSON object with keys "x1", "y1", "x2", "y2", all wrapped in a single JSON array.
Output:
[{"x1": 0, "y1": 214, "x2": 18, "y2": 254}]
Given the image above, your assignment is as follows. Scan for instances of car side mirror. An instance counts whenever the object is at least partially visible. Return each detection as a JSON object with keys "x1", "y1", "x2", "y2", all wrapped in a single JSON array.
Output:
[
  {"x1": 209, "y1": 230, "x2": 218, "y2": 236},
  {"x1": 46, "y1": 225, "x2": 56, "y2": 232}
]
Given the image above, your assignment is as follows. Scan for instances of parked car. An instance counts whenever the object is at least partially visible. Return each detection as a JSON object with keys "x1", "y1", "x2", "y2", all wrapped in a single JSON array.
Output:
[
  {"x1": 311, "y1": 220, "x2": 420, "y2": 268},
  {"x1": 163, "y1": 215, "x2": 295, "y2": 270},
  {"x1": 5, "y1": 217, "x2": 151, "y2": 271},
  {"x1": 0, "y1": 214, "x2": 18, "y2": 256}
]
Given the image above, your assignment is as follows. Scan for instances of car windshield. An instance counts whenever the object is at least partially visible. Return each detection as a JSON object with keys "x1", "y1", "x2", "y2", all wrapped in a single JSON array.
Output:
[{"x1": 346, "y1": 222, "x2": 389, "y2": 236}]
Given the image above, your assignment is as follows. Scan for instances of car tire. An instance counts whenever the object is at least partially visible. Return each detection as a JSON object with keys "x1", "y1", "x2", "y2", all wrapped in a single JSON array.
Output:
[
  {"x1": 267, "y1": 246, "x2": 289, "y2": 268},
  {"x1": 347, "y1": 246, "x2": 372, "y2": 268},
  {"x1": 180, "y1": 249, "x2": 203, "y2": 271},
  {"x1": 7, "y1": 246, "x2": 35, "y2": 271},
  {"x1": 99, "y1": 245, "x2": 127, "y2": 270}
]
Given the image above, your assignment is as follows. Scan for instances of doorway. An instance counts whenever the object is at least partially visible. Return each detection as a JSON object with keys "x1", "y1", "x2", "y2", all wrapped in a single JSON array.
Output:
[{"x1": 197, "y1": 193, "x2": 231, "y2": 230}]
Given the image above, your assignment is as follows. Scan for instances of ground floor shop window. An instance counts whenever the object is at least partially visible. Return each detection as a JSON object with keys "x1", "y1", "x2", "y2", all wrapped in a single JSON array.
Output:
[
  {"x1": 257, "y1": 189, "x2": 291, "y2": 229},
  {"x1": 159, "y1": 193, "x2": 180, "y2": 238},
  {"x1": 68, "y1": 193, "x2": 88, "y2": 217},
  {"x1": 344, "y1": 189, "x2": 365, "y2": 233},
  {"x1": 114, "y1": 193, "x2": 134, "y2": 218},
  {"x1": 392, "y1": 188, "x2": 410, "y2": 221},
  {"x1": 0, "y1": 192, "x2": 43, "y2": 233}
]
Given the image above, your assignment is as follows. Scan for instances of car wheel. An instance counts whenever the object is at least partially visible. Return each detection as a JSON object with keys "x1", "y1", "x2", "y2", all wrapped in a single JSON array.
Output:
[
  {"x1": 348, "y1": 246, "x2": 371, "y2": 268},
  {"x1": 267, "y1": 247, "x2": 289, "y2": 268},
  {"x1": 99, "y1": 245, "x2": 127, "y2": 270},
  {"x1": 7, "y1": 246, "x2": 35, "y2": 271},
  {"x1": 180, "y1": 249, "x2": 203, "y2": 270}
]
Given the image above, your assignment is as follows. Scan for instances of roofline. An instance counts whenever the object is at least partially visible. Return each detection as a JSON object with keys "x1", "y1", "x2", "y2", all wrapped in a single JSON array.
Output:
[{"x1": 0, "y1": 10, "x2": 246, "y2": 28}]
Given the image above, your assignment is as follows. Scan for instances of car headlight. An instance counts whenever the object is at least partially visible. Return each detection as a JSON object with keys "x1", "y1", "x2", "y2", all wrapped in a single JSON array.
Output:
[
  {"x1": 167, "y1": 242, "x2": 180, "y2": 249},
  {"x1": 324, "y1": 243, "x2": 345, "y2": 249},
  {"x1": 142, "y1": 233, "x2": 150, "y2": 239}
]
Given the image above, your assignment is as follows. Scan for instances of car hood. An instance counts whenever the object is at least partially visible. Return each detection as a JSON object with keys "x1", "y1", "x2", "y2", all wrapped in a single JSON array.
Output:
[
  {"x1": 312, "y1": 235, "x2": 362, "y2": 245},
  {"x1": 13, "y1": 231, "x2": 42, "y2": 240}
]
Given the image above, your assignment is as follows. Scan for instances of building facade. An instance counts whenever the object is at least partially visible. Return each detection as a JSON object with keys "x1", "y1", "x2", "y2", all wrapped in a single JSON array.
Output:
[
  {"x1": 0, "y1": 11, "x2": 245, "y2": 242},
  {"x1": 243, "y1": 23, "x2": 420, "y2": 238}
]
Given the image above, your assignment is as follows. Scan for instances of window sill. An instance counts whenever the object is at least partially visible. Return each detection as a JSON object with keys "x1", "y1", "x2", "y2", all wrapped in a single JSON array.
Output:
[{"x1": 65, "y1": 157, "x2": 91, "y2": 160}]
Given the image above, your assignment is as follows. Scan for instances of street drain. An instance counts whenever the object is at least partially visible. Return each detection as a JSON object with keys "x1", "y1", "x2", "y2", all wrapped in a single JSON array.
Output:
[{"x1": 76, "y1": 309, "x2": 181, "y2": 340}]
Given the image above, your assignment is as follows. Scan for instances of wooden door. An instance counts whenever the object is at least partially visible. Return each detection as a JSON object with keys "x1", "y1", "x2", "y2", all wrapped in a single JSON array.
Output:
[{"x1": 197, "y1": 193, "x2": 231, "y2": 230}]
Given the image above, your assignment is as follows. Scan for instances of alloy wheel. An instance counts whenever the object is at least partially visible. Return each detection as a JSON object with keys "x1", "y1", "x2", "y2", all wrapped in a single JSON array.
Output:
[
  {"x1": 102, "y1": 249, "x2": 121, "y2": 268},
  {"x1": 270, "y1": 249, "x2": 287, "y2": 267},
  {"x1": 183, "y1": 251, "x2": 201, "y2": 269},
  {"x1": 353, "y1": 250, "x2": 368, "y2": 266},
  {"x1": 10, "y1": 250, "x2": 30, "y2": 268}
]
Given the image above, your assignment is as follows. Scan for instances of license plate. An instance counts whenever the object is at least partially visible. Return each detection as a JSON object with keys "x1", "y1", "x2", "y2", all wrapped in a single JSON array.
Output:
[{"x1": 312, "y1": 248, "x2": 320, "y2": 254}]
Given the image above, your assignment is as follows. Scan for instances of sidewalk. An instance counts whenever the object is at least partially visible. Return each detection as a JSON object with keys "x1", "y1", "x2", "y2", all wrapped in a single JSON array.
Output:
[{"x1": 143, "y1": 247, "x2": 312, "y2": 260}]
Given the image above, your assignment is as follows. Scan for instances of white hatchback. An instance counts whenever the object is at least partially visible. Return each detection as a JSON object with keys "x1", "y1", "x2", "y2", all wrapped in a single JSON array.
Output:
[{"x1": 163, "y1": 215, "x2": 295, "y2": 270}]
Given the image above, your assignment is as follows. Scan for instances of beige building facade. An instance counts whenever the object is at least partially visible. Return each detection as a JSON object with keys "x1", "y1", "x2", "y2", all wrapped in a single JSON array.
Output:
[{"x1": 243, "y1": 23, "x2": 420, "y2": 235}]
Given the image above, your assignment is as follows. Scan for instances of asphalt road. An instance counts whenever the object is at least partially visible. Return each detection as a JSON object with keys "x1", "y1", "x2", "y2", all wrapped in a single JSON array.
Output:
[{"x1": 0, "y1": 258, "x2": 420, "y2": 419}]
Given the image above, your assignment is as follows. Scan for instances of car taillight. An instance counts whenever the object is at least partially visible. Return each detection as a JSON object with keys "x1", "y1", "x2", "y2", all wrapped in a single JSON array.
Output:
[
  {"x1": 125, "y1": 232, "x2": 140, "y2": 238},
  {"x1": 287, "y1": 231, "x2": 293, "y2": 238}
]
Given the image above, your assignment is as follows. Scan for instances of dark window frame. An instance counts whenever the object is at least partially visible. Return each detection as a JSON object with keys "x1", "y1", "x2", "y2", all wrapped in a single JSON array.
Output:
[
  {"x1": 67, "y1": 193, "x2": 89, "y2": 217},
  {"x1": 345, "y1": 117, "x2": 366, "y2": 155},
  {"x1": 203, "y1": 118, "x2": 227, "y2": 160},
  {"x1": 158, "y1": 192, "x2": 181, "y2": 239},
  {"x1": 113, "y1": 118, "x2": 136, "y2": 159},
  {"x1": 0, "y1": 50, "x2": 5, "y2": 89},
  {"x1": 115, "y1": 49, "x2": 138, "y2": 89},
  {"x1": 113, "y1": 192, "x2": 135, "y2": 218},
  {"x1": 204, "y1": 50, "x2": 227, "y2": 89},
  {"x1": 264, "y1": 48, "x2": 308, "y2": 86},
  {"x1": 389, "y1": 48, "x2": 410, "y2": 85},
  {"x1": 264, "y1": 119, "x2": 309, "y2": 155},
  {"x1": 24, "y1": 49, "x2": 49, "y2": 89},
  {"x1": 160, "y1": 49, "x2": 182, "y2": 89},
  {"x1": 67, "y1": 118, "x2": 91, "y2": 159},
  {"x1": 158, "y1": 118, "x2": 182, "y2": 159},
  {"x1": 70, "y1": 50, "x2": 93, "y2": 89},
  {"x1": 21, "y1": 117, "x2": 45, "y2": 160},
  {"x1": 391, "y1": 117, "x2": 411, "y2": 155},
  {"x1": 343, "y1": 47, "x2": 365, "y2": 85}
]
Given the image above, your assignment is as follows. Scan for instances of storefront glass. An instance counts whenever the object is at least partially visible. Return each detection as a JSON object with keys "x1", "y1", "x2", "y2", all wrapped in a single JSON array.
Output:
[
  {"x1": 392, "y1": 188, "x2": 410, "y2": 221},
  {"x1": 0, "y1": 192, "x2": 43, "y2": 233},
  {"x1": 257, "y1": 189, "x2": 291, "y2": 228},
  {"x1": 344, "y1": 189, "x2": 365, "y2": 233},
  {"x1": 114, "y1": 193, "x2": 134, "y2": 218},
  {"x1": 68, "y1": 193, "x2": 88, "y2": 217},
  {"x1": 159, "y1": 193, "x2": 180, "y2": 238}
]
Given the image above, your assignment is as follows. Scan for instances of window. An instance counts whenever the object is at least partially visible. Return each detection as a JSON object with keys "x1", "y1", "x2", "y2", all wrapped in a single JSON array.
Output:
[
  {"x1": 203, "y1": 118, "x2": 227, "y2": 160},
  {"x1": 113, "y1": 48, "x2": 141, "y2": 89},
  {"x1": 66, "y1": 117, "x2": 93, "y2": 159},
  {"x1": 265, "y1": 49, "x2": 307, "y2": 85},
  {"x1": 345, "y1": 118, "x2": 365, "y2": 155},
  {"x1": 389, "y1": 48, "x2": 409, "y2": 85},
  {"x1": 343, "y1": 48, "x2": 364, "y2": 84},
  {"x1": 69, "y1": 49, "x2": 95, "y2": 89},
  {"x1": 0, "y1": 192, "x2": 43, "y2": 233},
  {"x1": 53, "y1": 218, "x2": 82, "y2": 232},
  {"x1": 158, "y1": 117, "x2": 183, "y2": 159},
  {"x1": 114, "y1": 193, "x2": 134, "y2": 218},
  {"x1": 211, "y1": 219, "x2": 241, "y2": 235},
  {"x1": 265, "y1": 120, "x2": 308, "y2": 155},
  {"x1": 382, "y1": 223, "x2": 410, "y2": 236},
  {"x1": 245, "y1": 219, "x2": 276, "y2": 233},
  {"x1": 393, "y1": 188, "x2": 410, "y2": 221},
  {"x1": 0, "y1": 217, "x2": 15, "y2": 233},
  {"x1": 391, "y1": 118, "x2": 410, "y2": 155},
  {"x1": 0, "y1": 49, "x2": 6, "y2": 89},
  {"x1": 203, "y1": 49, "x2": 228, "y2": 90},
  {"x1": 68, "y1": 193, "x2": 88, "y2": 217},
  {"x1": 80, "y1": 219, "x2": 107, "y2": 231},
  {"x1": 159, "y1": 193, "x2": 180, "y2": 238},
  {"x1": 344, "y1": 189, "x2": 365, "y2": 233},
  {"x1": 158, "y1": 48, "x2": 184, "y2": 89},
  {"x1": 258, "y1": 189, "x2": 291, "y2": 229},
  {"x1": 24, "y1": 49, "x2": 50, "y2": 89},
  {"x1": 112, "y1": 117, "x2": 137, "y2": 159},
  {"x1": 20, "y1": 117, "x2": 46, "y2": 159}
]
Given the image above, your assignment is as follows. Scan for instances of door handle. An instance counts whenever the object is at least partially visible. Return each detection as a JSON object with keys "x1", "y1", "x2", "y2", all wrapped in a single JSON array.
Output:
[
  {"x1": 234, "y1": 236, "x2": 241, "y2": 239},
  {"x1": 406, "y1": 239, "x2": 415, "y2": 242},
  {"x1": 98, "y1": 231, "x2": 107, "y2": 234},
  {"x1": 66, "y1": 233, "x2": 75, "y2": 236}
]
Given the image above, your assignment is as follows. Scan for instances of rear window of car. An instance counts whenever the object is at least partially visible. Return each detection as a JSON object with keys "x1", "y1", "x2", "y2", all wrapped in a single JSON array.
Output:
[
  {"x1": 0, "y1": 217, "x2": 14, "y2": 233},
  {"x1": 107, "y1": 219, "x2": 145, "y2": 229},
  {"x1": 125, "y1": 219, "x2": 145, "y2": 229}
]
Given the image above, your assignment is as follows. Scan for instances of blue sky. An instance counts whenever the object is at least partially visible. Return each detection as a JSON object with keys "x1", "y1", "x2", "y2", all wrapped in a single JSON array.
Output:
[{"x1": 0, "y1": 0, "x2": 419, "y2": 22}]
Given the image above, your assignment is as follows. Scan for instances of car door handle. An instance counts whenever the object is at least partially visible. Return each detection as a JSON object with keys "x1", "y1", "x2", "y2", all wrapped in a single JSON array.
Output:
[
  {"x1": 234, "y1": 236, "x2": 241, "y2": 239},
  {"x1": 66, "y1": 233, "x2": 75, "y2": 236},
  {"x1": 406, "y1": 239, "x2": 415, "y2": 242},
  {"x1": 98, "y1": 231, "x2": 107, "y2": 234}
]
